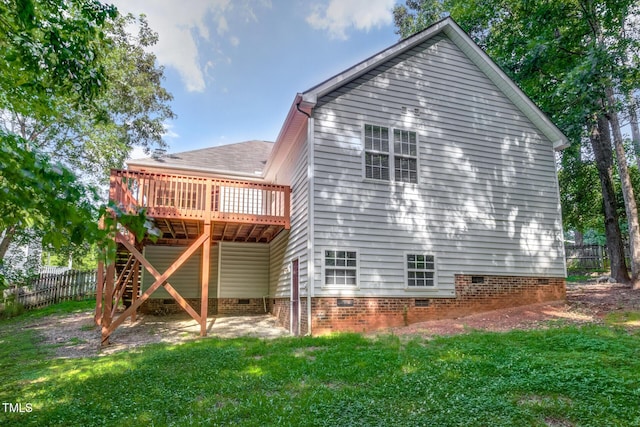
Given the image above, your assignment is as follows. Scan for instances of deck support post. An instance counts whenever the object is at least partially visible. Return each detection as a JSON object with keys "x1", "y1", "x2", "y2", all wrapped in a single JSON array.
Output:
[
  {"x1": 95, "y1": 217, "x2": 106, "y2": 326},
  {"x1": 200, "y1": 181, "x2": 213, "y2": 336},
  {"x1": 95, "y1": 259, "x2": 104, "y2": 326},
  {"x1": 101, "y1": 261, "x2": 115, "y2": 344},
  {"x1": 200, "y1": 223, "x2": 211, "y2": 336}
]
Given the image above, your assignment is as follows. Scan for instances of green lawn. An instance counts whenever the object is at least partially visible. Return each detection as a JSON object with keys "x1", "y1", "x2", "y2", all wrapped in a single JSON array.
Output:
[{"x1": 1, "y1": 304, "x2": 639, "y2": 426}]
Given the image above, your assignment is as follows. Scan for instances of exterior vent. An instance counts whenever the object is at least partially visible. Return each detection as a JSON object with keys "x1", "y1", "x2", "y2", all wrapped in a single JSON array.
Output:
[
  {"x1": 414, "y1": 108, "x2": 420, "y2": 116},
  {"x1": 471, "y1": 276, "x2": 485, "y2": 284},
  {"x1": 538, "y1": 278, "x2": 550, "y2": 285},
  {"x1": 337, "y1": 298, "x2": 354, "y2": 307},
  {"x1": 238, "y1": 299, "x2": 250, "y2": 305},
  {"x1": 163, "y1": 299, "x2": 174, "y2": 305},
  {"x1": 415, "y1": 299, "x2": 430, "y2": 307}
]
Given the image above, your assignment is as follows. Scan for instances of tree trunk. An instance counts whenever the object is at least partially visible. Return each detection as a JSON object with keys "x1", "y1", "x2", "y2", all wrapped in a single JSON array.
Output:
[
  {"x1": 574, "y1": 230, "x2": 584, "y2": 246},
  {"x1": 606, "y1": 88, "x2": 640, "y2": 288},
  {"x1": 590, "y1": 119, "x2": 630, "y2": 284},
  {"x1": 0, "y1": 226, "x2": 17, "y2": 263},
  {"x1": 629, "y1": 97, "x2": 640, "y2": 170}
]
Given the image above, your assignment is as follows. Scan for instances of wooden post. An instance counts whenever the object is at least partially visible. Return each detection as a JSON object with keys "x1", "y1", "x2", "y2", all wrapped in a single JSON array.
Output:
[
  {"x1": 200, "y1": 223, "x2": 211, "y2": 336},
  {"x1": 101, "y1": 261, "x2": 115, "y2": 345},
  {"x1": 95, "y1": 218, "x2": 106, "y2": 325},
  {"x1": 201, "y1": 180, "x2": 212, "y2": 337}
]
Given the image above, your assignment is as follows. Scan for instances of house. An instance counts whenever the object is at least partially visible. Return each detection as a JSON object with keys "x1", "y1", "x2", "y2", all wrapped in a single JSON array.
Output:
[{"x1": 96, "y1": 18, "x2": 568, "y2": 343}]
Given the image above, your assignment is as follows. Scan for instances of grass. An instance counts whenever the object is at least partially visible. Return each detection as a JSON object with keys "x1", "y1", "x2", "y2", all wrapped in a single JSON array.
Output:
[
  {"x1": 0, "y1": 298, "x2": 95, "y2": 322},
  {"x1": 1, "y1": 303, "x2": 640, "y2": 426},
  {"x1": 605, "y1": 311, "x2": 640, "y2": 327},
  {"x1": 566, "y1": 274, "x2": 592, "y2": 283}
]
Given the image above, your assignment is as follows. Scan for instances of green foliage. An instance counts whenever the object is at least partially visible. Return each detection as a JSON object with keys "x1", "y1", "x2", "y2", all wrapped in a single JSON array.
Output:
[
  {"x1": 0, "y1": 0, "x2": 117, "y2": 117},
  {"x1": 0, "y1": 320, "x2": 639, "y2": 426},
  {"x1": 35, "y1": 12, "x2": 175, "y2": 180},
  {"x1": 0, "y1": 130, "x2": 102, "y2": 252},
  {"x1": 0, "y1": 1, "x2": 174, "y2": 267}
]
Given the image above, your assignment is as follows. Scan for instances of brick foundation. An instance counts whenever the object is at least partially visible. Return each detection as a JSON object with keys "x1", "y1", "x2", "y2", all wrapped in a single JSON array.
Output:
[
  {"x1": 140, "y1": 298, "x2": 219, "y2": 315},
  {"x1": 271, "y1": 298, "x2": 290, "y2": 332},
  {"x1": 137, "y1": 276, "x2": 565, "y2": 336},
  {"x1": 218, "y1": 298, "x2": 268, "y2": 315},
  {"x1": 310, "y1": 275, "x2": 566, "y2": 335},
  {"x1": 270, "y1": 298, "x2": 309, "y2": 336},
  {"x1": 139, "y1": 297, "x2": 269, "y2": 316}
]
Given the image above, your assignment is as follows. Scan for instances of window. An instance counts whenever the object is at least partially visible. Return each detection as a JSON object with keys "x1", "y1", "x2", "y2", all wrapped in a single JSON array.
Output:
[
  {"x1": 406, "y1": 254, "x2": 435, "y2": 287},
  {"x1": 394, "y1": 129, "x2": 418, "y2": 183},
  {"x1": 364, "y1": 124, "x2": 390, "y2": 180},
  {"x1": 364, "y1": 124, "x2": 418, "y2": 183},
  {"x1": 324, "y1": 250, "x2": 358, "y2": 286}
]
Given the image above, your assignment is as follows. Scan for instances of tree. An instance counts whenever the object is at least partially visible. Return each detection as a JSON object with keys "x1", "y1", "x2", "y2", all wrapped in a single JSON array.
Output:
[
  {"x1": 394, "y1": 0, "x2": 640, "y2": 287},
  {"x1": 0, "y1": 1, "x2": 173, "y2": 277},
  {"x1": 0, "y1": 0, "x2": 116, "y2": 272},
  {"x1": 1, "y1": 12, "x2": 175, "y2": 184}
]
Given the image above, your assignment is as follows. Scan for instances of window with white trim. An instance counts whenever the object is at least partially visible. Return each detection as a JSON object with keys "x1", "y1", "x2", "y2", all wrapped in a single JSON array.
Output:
[
  {"x1": 324, "y1": 250, "x2": 358, "y2": 286},
  {"x1": 364, "y1": 124, "x2": 390, "y2": 180},
  {"x1": 406, "y1": 254, "x2": 435, "y2": 287},
  {"x1": 394, "y1": 129, "x2": 418, "y2": 183},
  {"x1": 364, "y1": 124, "x2": 418, "y2": 183}
]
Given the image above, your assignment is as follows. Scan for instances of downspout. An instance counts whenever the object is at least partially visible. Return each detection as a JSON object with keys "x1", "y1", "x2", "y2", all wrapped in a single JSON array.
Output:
[{"x1": 306, "y1": 111, "x2": 315, "y2": 336}]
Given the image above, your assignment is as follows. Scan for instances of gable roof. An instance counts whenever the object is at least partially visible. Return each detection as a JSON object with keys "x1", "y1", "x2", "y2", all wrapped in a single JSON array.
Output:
[
  {"x1": 272, "y1": 17, "x2": 568, "y2": 165},
  {"x1": 127, "y1": 140, "x2": 274, "y2": 178}
]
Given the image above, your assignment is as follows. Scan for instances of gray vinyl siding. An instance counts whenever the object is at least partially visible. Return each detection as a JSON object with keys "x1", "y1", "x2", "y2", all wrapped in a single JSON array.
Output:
[
  {"x1": 269, "y1": 229, "x2": 289, "y2": 297},
  {"x1": 218, "y1": 242, "x2": 269, "y2": 298},
  {"x1": 141, "y1": 245, "x2": 218, "y2": 299},
  {"x1": 270, "y1": 133, "x2": 309, "y2": 298},
  {"x1": 311, "y1": 33, "x2": 565, "y2": 297}
]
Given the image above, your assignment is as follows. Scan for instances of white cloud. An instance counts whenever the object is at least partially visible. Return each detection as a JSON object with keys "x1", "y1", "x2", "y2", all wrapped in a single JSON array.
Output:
[
  {"x1": 217, "y1": 15, "x2": 229, "y2": 35},
  {"x1": 128, "y1": 146, "x2": 147, "y2": 161},
  {"x1": 162, "y1": 122, "x2": 180, "y2": 140},
  {"x1": 109, "y1": 0, "x2": 266, "y2": 92},
  {"x1": 307, "y1": 0, "x2": 395, "y2": 40}
]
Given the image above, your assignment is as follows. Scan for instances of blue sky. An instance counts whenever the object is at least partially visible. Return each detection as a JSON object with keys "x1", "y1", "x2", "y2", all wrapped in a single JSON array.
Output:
[{"x1": 109, "y1": 0, "x2": 401, "y2": 159}]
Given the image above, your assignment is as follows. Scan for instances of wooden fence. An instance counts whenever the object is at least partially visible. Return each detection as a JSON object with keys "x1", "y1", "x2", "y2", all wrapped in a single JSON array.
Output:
[
  {"x1": 565, "y1": 244, "x2": 607, "y2": 270},
  {"x1": 5, "y1": 270, "x2": 96, "y2": 309}
]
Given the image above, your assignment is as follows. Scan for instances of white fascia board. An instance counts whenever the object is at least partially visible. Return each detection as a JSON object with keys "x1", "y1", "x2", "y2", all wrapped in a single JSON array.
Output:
[
  {"x1": 264, "y1": 94, "x2": 312, "y2": 181},
  {"x1": 442, "y1": 24, "x2": 570, "y2": 151}
]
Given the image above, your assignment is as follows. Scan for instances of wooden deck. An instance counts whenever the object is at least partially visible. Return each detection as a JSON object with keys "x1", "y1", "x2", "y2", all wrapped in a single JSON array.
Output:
[{"x1": 109, "y1": 169, "x2": 290, "y2": 244}]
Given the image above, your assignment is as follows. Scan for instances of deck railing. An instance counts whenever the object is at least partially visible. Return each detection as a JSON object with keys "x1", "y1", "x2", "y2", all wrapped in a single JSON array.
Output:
[{"x1": 110, "y1": 169, "x2": 290, "y2": 227}]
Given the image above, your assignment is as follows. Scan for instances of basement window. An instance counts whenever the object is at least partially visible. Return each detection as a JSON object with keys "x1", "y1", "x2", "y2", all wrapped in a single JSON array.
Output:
[{"x1": 238, "y1": 299, "x2": 250, "y2": 305}]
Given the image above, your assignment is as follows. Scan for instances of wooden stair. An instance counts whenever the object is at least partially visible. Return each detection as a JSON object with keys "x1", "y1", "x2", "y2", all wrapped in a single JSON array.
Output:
[{"x1": 114, "y1": 243, "x2": 141, "y2": 308}]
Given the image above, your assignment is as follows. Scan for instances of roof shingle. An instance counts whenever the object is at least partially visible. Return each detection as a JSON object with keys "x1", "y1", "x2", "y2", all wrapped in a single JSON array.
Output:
[{"x1": 127, "y1": 140, "x2": 274, "y2": 177}]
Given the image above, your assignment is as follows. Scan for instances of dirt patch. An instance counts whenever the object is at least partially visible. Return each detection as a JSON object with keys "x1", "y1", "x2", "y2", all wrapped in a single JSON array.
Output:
[
  {"x1": 25, "y1": 312, "x2": 289, "y2": 359},
  {"x1": 383, "y1": 282, "x2": 640, "y2": 337},
  {"x1": 21, "y1": 282, "x2": 640, "y2": 358}
]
